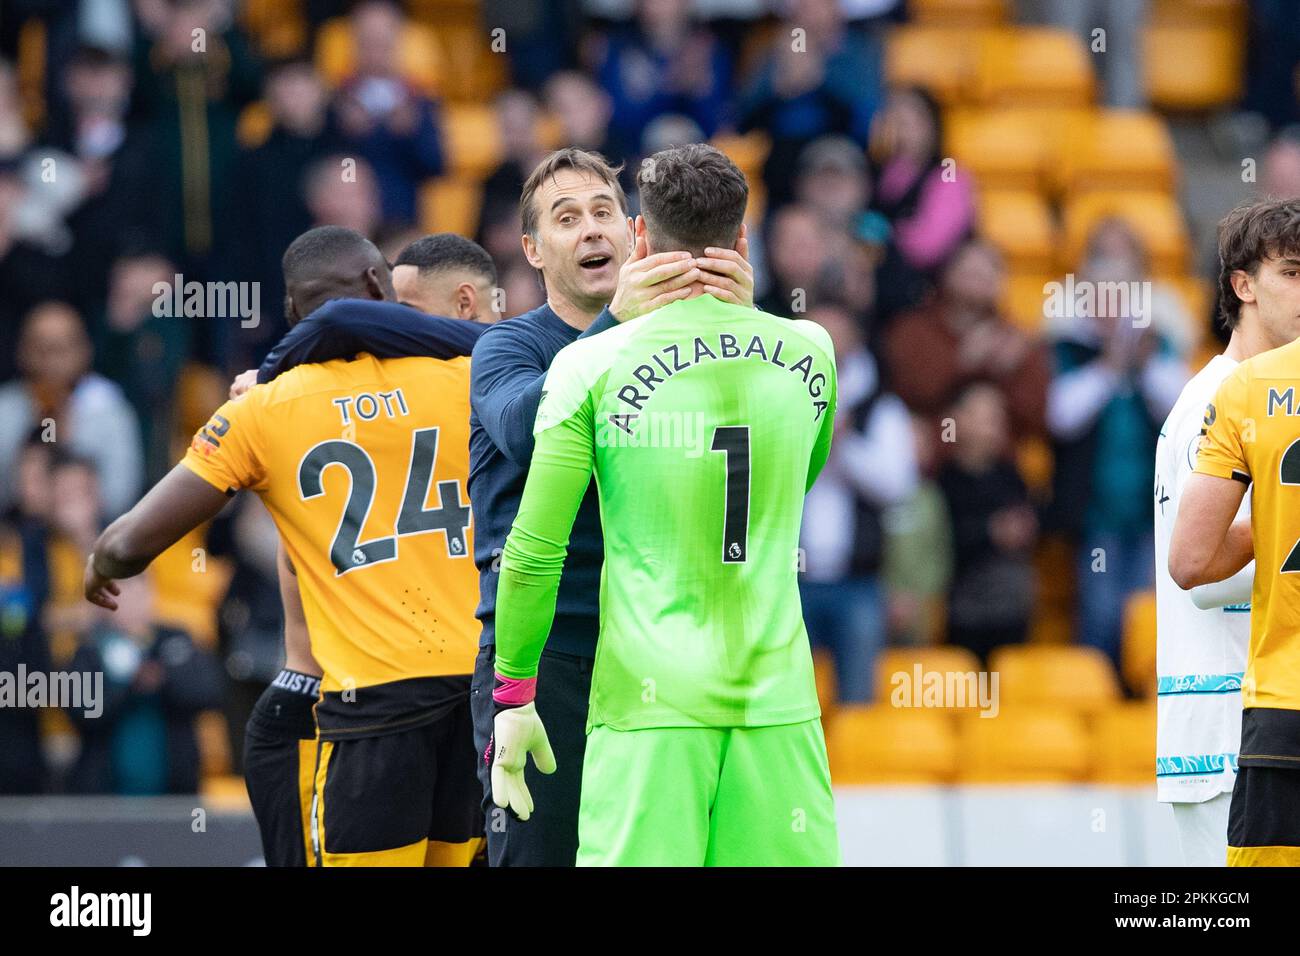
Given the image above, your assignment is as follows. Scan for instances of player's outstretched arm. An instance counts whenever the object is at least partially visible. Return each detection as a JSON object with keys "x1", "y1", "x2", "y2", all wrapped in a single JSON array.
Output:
[
  {"x1": 85, "y1": 465, "x2": 232, "y2": 610},
  {"x1": 258, "y1": 298, "x2": 486, "y2": 383},
  {"x1": 1169, "y1": 473, "x2": 1250, "y2": 590},
  {"x1": 489, "y1": 392, "x2": 594, "y2": 819}
]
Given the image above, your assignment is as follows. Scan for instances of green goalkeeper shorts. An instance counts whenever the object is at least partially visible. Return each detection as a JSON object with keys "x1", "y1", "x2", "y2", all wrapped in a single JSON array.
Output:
[{"x1": 575, "y1": 718, "x2": 840, "y2": 866}]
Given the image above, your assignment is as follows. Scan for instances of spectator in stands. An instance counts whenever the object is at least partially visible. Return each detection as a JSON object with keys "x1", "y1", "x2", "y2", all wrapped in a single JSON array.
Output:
[
  {"x1": 1038, "y1": 0, "x2": 1146, "y2": 108},
  {"x1": 759, "y1": 202, "x2": 835, "y2": 316},
  {"x1": 484, "y1": 0, "x2": 584, "y2": 89},
  {"x1": 882, "y1": 411, "x2": 953, "y2": 646},
  {"x1": 302, "y1": 153, "x2": 382, "y2": 242},
  {"x1": 800, "y1": 301, "x2": 917, "y2": 702},
  {"x1": 206, "y1": 494, "x2": 283, "y2": 775},
  {"x1": 544, "y1": 69, "x2": 622, "y2": 169},
  {"x1": 65, "y1": 572, "x2": 222, "y2": 795},
  {"x1": 477, "y1": 90, "x2": 549, "y2": 246},
  {"x1": 1243, "y1": 0, "x2": 1300, "y2": 129},
  {"x1": 97, "y1": 250, "x2": 190, "y2": 484},
  {"x1": 234, "y1": 57, "x2": 342, "y2": 365},
  {"x1": 498, "y1": 259, "x2": 545, "y2": 317},
  {"x1": 331, "y1": 0, "x2": 444, "y2": 225},
  {"x1": 0, "y1": 57, "x2": 31, "y2": 159},
  {"x1": 738, "y1": 0, "x2": 883, "y2": 208},
  {"x1": 794, "y1": 135, "x2": 870, "y2": 235},
  {"x1": 0, "y1": 159, "x2": 71, "y2": 382},
  {"x1": 54, "y1": 46, "x2": 156, "y2": 321},
  {"x1": 128, "y1": 0, "x2": 262, "y2": 268},
  {"x1": 884, "y1": 238, "x2": 1050, "y2": 446},
  {"x1": 869, "y1": 86, "x2": 975, "y2": 320},
  {"x1": 0, "y1": 432, "x2": 56, "y2": 794},
  {"x1": 1083, "y1": 217, "x2": 1196, "y2": 355},
  {"x1": 1044, "y1": 226, "x2": 1188, "y2": 666},
  {"x1": 0, "y1": 302, "x2": 142, "y2": 520},
  {"x1": 938, "y1": 382, "x2": 1038, "y2": 663},
  {"x1": 1261, "y1": 126, "x2": 1300, "y2": 199},
  {"x1": 589, "y1": 0, "x2": 732, "y2": 159}
]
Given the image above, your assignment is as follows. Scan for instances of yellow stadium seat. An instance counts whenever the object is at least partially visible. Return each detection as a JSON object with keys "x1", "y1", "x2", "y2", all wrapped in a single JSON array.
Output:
[
  {"x1": 419, "y1": 176, "x2": 485, "y2": 238},
  {"x1": 1062, "y1": 190, "x2": 1191, "y2": 277},
  {"x1": 958, "y1": 706, "x2": 1092, "y2": 782},
  {"x1": 240, "y1": 0, "x2": 307, "y2": 58},
  {"x1": 947, "y1": 106, "x2": 1096, "y2": 196},
  {"x1": 196, "y1": 710, "x2": 232, "y2": 778},
  {"x1": 1092, "y1": 700, "x2": 1157, "y2": 784},
  {"x1": 977, "y1": 189, "x2": 1057, "y2": 274},
  {"x1": 1016, "y1": 436, "x2": 1054, "y2": 496},
  {"x1": 827, "y1": 704, "x2": 959, "y2": 784},
  {"x1": 236, "y1": 101, "x2": 274, "y2": 150},
  {"x1": 441, "y1": 102, "x2": 502, "y2": 179},
  {"x1": 1143, "y1": 24, "x2": 1244, "y2": 111},
  {"x1": 875, "y1": 645, "x2": 984, "y2": 711},
  {"x1": 1122, "y1": 590, "x2": 1157, "y2": 697},
  {"x1": 1057, "y1": 110, "x2": 1178, "y2": 195},
  {"x1": 990, "y1": 644, "x2": 1122, "y2": 716},
  {"x1": 314, "y1": 17, "x2": 443, "y2": 96},
  {"x1": 152, "y1": 527, "x2": 233, "y2": 649},
  {"x1": 433, "y1": 22, "x2": 508, "y2": 103},
  {"x1": 1028, "y1": 608, "x2": 1074, "y2": 645},
  {"x1": 884, "y1": 26, "x2": 994, "y2": 106},
  {"x1": 974, "y1": 28, "x2": 1095, "y2": 108},
  {"x1": 908, "y1": 0, "x2": 1010, "y2": 26},
  {"x1": 1001, "y1": 271, "x2": 1055, "y2": 333},
  {"x1": 200, "y1": 773, "x2": 253, "y2": 811},
  {"x1": 711, "y1": 131, "x2": 771, "y2": 187},
  {"x1": 1029, "y1": 533, "x2": 1077, "y2": 644},
  {"x1": 1152, "y1": 0, "x2": 1243, "y2": 26},
  {"x1": 175, "y1": 362, "x2": 227, "y2": 438},
  {"x1": 813, "y1": 648, "x2": 838, "y2": 721}
]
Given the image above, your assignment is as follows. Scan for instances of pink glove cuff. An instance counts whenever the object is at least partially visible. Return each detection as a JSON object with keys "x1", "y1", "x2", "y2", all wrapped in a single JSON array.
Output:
[{"x1": 493, "y1": 673, "x2": 537, "y2": 707}]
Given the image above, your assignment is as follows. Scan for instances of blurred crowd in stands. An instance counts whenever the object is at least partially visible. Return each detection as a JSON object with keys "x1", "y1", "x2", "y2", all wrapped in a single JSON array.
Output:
[{"x1": 2, "y1": 0, "x2": 1300, "y2": 795}]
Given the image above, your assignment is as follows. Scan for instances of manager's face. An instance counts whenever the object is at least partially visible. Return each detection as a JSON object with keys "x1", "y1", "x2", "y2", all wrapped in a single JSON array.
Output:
[{"x1": 521, "y1": 167, "x2": 632, "y2": 312}]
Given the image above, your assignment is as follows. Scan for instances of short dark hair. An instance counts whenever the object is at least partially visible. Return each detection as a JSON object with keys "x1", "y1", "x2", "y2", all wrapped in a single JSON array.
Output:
[
  {"x1": 394, "y1": 233, "x2": 497, "y2": 287},
  {"x1": 519, "y1": 148, "x2": 627, "y2": 239},
  {"x1": 636, "y1": 143, "x2": 748, "y2": 256},
  {"x1": 282, "y1": 225, "x2": 377, "y2": 286},
  {"x1": 1217, "y1": 198, "x2": 1300, "y2": 330}
]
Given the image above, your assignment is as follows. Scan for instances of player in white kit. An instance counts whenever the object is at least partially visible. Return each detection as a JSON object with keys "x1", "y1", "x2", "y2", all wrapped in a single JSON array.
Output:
[
  {"x1": 1154, "y1": 355, "x2": 1250, "y2": 866},
  {"x1": 1154, "y1": 198, "x2": 1300, "y2": 865}
]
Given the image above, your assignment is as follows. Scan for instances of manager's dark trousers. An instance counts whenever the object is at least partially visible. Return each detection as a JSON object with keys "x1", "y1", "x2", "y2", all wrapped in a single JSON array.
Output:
[{"x1": 471, "y1": 644, "x2": 592, "y2": 866}]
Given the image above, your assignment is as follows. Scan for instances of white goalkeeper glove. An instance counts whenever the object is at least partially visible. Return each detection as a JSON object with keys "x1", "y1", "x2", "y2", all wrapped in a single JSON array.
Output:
[{"x1": 490, "y1": 701, "x2": 557, "y2": 821}]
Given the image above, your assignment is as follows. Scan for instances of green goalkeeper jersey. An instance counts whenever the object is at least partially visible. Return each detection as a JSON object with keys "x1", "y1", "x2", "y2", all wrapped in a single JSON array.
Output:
[{"x1": 494, "y1": 294, "x2": 837, "y2": 730}]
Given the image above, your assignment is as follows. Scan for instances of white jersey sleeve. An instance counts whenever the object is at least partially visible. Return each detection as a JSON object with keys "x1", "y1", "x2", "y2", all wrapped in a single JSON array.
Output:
[{"x1": 1154, "y1": 354, "x2": 1250, "y2": 804}]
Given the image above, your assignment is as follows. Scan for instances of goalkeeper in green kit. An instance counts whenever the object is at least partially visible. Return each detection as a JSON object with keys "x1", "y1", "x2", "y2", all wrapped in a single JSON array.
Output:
[{"x1": 490, "y1": 143, "x2": 840, "y2": 866}]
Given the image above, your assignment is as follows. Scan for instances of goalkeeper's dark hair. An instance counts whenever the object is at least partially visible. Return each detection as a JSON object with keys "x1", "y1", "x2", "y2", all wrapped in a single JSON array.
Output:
[
  {"x1": 394, "y1": 233, "x2": 497, "y2": 287},
  {"x1": 637, "y1": 143, "x2": 748, "y2": 258}
]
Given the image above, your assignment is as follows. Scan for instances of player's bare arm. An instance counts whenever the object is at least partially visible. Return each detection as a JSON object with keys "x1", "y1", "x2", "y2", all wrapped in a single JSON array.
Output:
[
  {"x1": 1169, "y1": 472, "x2": 1252, "y2": 589},
  {"x1": 277, "y1": 540, "x2": 321, "y2": 677},
  {"x1": 84, "y1": 465, "x2": 231, "y2": 610}
]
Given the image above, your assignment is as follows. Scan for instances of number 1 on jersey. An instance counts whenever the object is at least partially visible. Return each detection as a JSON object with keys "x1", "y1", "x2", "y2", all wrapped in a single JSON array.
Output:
[{"x1": 711, "y1": 426, "x2": 750, "y2": 563}]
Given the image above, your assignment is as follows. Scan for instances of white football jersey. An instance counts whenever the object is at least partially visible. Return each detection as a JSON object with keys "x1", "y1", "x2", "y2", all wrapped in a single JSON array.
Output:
[{"x1": 1154, "y1": 353, "x2": 1249, "y2": 803}]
